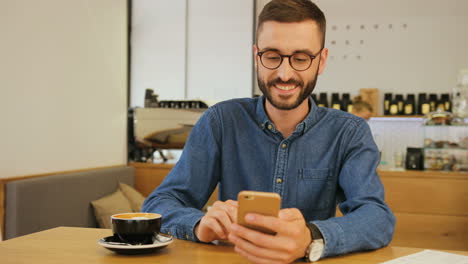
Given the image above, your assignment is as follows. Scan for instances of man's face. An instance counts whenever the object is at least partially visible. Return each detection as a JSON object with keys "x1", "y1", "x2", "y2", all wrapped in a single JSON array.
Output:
[{"x1": 255, "y1": 20, "x2": 328, "y2": 110}]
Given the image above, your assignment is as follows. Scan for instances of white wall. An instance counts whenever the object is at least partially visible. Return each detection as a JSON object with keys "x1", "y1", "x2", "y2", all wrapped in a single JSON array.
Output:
[
  {"x1": 131, "y1": 0, "x2": 187, "y2": 103},
  {"x1": 130, "y1": 0, "x2": 254, "y2": 107},
  {"x1": 0, "y1": 0, "x2": 128, "y2": 178},
  {"x1": 255, "y1": 0, "x2": 468, "y2": 114},
  {"x1": 186, "y1": 0, "x2": 254, "y2": 101}
]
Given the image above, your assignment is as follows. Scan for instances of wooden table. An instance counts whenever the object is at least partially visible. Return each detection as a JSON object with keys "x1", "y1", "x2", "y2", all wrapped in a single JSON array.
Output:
[{"x1": 0, "y1": 227, "x2": 467, "y2": 264}]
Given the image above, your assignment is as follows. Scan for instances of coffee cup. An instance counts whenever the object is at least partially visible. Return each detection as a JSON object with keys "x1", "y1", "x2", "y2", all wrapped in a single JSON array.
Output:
[{"x1": 111, "y1": 212, "x2": 162, "y2": 245}]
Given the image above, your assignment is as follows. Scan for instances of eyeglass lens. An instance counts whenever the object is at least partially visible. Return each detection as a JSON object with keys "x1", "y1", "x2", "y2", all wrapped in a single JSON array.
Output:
[{"x1": 260, "y1": 51, "x2": 312, "y2": 71}]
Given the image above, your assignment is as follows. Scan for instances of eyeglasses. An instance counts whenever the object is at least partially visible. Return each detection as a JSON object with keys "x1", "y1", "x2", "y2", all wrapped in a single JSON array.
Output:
[{"x1": 257, "y1": 49, "x2": 322, "y2": 71}]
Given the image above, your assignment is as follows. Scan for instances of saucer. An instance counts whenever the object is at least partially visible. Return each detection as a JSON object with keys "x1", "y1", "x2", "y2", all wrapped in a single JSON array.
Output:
[{"x1": 98, "y1": 234, "x2": 173, "y2": 255}]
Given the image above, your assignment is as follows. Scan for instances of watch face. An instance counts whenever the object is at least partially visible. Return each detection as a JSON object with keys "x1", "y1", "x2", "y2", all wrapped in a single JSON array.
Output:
[{"x1": 308, "y1": 239, "x2": 324, "y2": 262}]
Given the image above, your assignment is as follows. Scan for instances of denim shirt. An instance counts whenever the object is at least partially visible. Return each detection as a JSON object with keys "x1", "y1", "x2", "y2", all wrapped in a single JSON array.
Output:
[{"x1": 142, "y1": 96, "x2": 395, "y2": 258}]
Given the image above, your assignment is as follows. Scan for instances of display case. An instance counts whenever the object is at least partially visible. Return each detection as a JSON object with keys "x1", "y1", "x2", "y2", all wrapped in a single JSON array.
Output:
[{"x1": 423, "y1": 112, "x2": 468, "y2": 171}]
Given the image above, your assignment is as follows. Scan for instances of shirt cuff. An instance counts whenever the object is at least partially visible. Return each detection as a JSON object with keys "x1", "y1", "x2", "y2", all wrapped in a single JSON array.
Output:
[
  {"x1": 164, "y1": 211, "x2": 204, "y2": 242},
  {"x1": 312, "y1": 220, "x2": 345, "y2": 258}
]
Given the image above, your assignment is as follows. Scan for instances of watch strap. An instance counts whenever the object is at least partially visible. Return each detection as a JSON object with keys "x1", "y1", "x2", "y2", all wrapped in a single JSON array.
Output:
[
  {"x1": 306, "y1": 223, "x2": 323, "y2": 240},
  {"x1": 305, "y1": 223, "x2": 324, "y2": 262}
]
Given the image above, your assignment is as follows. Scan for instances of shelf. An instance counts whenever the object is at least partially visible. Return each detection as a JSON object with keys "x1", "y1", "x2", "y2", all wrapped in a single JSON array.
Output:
[
  {"x1": 370, "y1": 116, "x2": 423, "y2": 122},
  {"x1": 424, "y1": 125, "x2": 468, "y2": 127},
  {"x1": 378, "y1": 169, "x2": 468, "y2": 179},
  {"x1": 374, "y1": 115, "x2": 424, "y2": 118},
  {"x1": 424, "y1": 147, "x2": 468, "y2": 150}
]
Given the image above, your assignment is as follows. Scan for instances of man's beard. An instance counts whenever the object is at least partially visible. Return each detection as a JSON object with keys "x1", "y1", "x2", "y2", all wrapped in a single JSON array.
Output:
[{"x1": 257, "y1": 73, "x2": 318, "y2": 111}]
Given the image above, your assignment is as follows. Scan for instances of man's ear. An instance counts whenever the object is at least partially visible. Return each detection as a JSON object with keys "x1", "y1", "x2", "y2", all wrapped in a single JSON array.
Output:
[
  {"x1": 317, "y1": 48, "x2": 328, "y2": 75},
  {"x1": 253, "y1": 45, "x2": 258, "y2": 67}
]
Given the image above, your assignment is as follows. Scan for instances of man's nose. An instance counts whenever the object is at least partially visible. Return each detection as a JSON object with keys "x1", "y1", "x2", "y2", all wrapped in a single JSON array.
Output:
[{"x1": 276, "y1": 58, "x2": 295, "y2": 82}]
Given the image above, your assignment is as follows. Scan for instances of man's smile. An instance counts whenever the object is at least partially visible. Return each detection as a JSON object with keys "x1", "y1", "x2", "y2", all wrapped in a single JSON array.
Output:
[{"x1": 274, "y1": 84, "x2": 298, "y2": 91}]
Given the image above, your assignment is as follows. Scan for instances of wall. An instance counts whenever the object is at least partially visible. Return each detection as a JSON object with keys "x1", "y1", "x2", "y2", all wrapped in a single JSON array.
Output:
[
  {"x1": 0, "y1": 0, "x2": 128, "y2": 178},
  {"x1": 255, "y1": 0, "x2": 468, "y2": 114},
  {"x1": 131, "y1": 0, "x2": 187, "y2": 102},
  {"x1": 130, "y1": 0, "x2": 254, "y2": 107}
]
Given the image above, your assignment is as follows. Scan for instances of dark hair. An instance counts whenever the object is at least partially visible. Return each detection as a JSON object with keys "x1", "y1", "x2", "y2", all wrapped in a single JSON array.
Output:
[{"x1": 257, "y1": 0, "x2": 326, "y2": 48}]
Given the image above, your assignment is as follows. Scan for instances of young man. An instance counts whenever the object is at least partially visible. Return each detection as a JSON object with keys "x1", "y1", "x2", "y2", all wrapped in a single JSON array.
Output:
[{"x1": 142, "y1": 0, "x2": 395, "y2": 262}]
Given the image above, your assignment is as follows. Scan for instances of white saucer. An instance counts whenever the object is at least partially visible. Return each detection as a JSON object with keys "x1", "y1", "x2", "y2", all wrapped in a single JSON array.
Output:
[{"x1": 98, "y1": 234, "x2": 173, "y2": 255}]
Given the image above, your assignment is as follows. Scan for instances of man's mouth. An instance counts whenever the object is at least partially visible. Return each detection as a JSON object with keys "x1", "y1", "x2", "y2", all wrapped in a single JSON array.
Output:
[{"x1": 275, "y1": 84, "x2": 297, "y2": 91}]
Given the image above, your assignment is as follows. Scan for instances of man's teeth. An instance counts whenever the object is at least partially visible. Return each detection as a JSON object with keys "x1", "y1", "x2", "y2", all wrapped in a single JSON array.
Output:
[{"x1": 276, "y1": 85, "x2": 296, "y2": 91}]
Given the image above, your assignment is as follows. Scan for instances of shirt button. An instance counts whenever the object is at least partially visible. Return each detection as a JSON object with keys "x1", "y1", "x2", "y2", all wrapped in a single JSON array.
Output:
[
  {"x1": 276, "y1": 178, "x2": 283, "y2": 184},
  {"x1": 281, "y1": 143, "x2": 287, "y2": 149},
  {"x1": 267, "y1": 124, "x2": 273, "y2": 130},
  {"x1": 185, "y1": 234, "x2": 190, "y2": 240}
]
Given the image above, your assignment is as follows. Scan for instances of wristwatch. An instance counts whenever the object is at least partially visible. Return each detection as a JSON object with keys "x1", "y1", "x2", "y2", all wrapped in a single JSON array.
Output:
[{"x1": 305, "y1": 223, "x2": 324, "y2": 262}]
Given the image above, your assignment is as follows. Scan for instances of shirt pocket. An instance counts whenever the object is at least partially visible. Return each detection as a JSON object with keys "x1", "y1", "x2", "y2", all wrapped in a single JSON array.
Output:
[{"x1": 296, "y1": 168, "x2": 334, "y2": 212}]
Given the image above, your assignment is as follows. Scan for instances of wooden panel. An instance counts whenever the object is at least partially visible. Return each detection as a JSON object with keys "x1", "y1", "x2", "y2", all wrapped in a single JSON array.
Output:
[
  {"x1": 379, "y1": 170, "x2": 468, "y2": 180},
  {"x1": 0, "y1": 181, "x2": 4, "y2": 241},
  {"x1": 0, "y1": 165, "x2": 126, "y2": 184},
  {"x1": 130, "y1": 162, "x2": 220, "y2": 211},
  {"x1": 381, "y1": 173, "x2": 468, "y2": 216},
  {"x1": 390, "y1": 212, "x2": 468, "y2": 251},
  {"x1": 129, "y1": 162, "x2": 174, "y2": 197}
]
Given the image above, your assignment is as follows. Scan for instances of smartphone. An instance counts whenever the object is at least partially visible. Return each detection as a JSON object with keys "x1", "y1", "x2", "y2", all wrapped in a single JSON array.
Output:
[{"x1": 237, "y1": 191, "x2": 281, "y2": 235}]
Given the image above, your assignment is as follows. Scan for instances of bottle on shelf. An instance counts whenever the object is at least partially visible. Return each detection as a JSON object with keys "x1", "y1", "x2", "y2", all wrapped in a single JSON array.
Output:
[
  {"x1": 395, "y1": 94, "x2": 404, "y2": 115},
  {"x1": 341, "y1": 93, "x2": 353, "y2": 112},
  {"x1": 404, "y1": 94, "x2": 416, "y2": 115},
  {"x1": 331, "y1": 93, "x2": 341, "y2": 110},
  {"x1": 418, "y1": 93, "x2": 431, "y2": 115},
  {"x1": 436, "y1": 95, "x2": 446, "y2": 111},
  {"x1": 389, "y1": 97, "x2": 399, "y2": 115},
  {"x1": 144, "y1": 89, "x2": 155, "y2": 108},
  {"x1": 441, "y1": 93, "x2": 451, "y2": 112},
  {"x1": 317, "y1": 92, "x2": 328, "y2": 107},
  {"x1": 383, "y1": 93, "x2": 392, "y2": 115},
  {"x1": 429, "y1": 93, "x2": 438, "y2": 112}
]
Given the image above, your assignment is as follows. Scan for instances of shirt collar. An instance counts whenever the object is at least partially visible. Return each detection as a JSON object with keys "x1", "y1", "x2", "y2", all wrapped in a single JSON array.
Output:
[{"x1": 255, "y1": 95, "x2": 320, "y2": 135}]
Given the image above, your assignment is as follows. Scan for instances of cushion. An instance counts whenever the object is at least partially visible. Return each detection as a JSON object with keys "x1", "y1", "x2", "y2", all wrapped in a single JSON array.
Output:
[
  {"x1": 144, "y1": 125, "x2": 193, "y2": 144},
  {"x1": 91, "y1": 189, "x2": 133, "y2": 229},
  {"x1": 119, "y1": 183, "x2": 146, "y2": 212}
]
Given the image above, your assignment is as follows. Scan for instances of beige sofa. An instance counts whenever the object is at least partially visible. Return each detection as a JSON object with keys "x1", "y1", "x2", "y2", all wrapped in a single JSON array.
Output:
[{"x1": 3, "y1": 166, "x2": 135, "y2": 240}]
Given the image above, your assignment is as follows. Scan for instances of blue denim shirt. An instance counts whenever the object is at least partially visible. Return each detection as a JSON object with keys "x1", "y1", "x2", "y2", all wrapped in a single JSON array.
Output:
[{"x1": 142, "y1": 96, "x2": 395, "y2": 257}]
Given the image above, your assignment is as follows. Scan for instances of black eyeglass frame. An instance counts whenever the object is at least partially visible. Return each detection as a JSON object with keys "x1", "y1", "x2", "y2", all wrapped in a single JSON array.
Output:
[{"x1": 257, "y1": 48, "x2": 323, "y2": 71}]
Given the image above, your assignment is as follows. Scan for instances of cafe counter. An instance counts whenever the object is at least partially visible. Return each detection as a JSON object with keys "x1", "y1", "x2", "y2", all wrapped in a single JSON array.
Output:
[{"x1": 129, "y1": 162, "x2": 468, "y2": 251}]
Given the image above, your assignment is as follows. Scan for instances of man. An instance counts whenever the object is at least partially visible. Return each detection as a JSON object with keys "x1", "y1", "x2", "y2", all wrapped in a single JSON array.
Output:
[{"x1": 142, "y1": 0, "x2": 395, "y2": 262}]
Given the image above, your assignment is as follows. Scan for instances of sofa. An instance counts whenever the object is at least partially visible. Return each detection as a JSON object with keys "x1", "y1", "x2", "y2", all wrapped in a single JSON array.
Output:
[{"x1": 3, "y1": 166, "x2": 135, "y2": 240}]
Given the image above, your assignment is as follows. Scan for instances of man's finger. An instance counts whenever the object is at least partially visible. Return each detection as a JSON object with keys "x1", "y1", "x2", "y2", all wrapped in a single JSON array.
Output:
[
  {"x1": 229, "y1": 232, "x2": 291, "y2": 263},
  {"x1": 278, "y1": 208, "x2": 303, "y2": 221},
  {"x1": 210, "y1": 201, "x2": 237, "y2": 227},
  {"x1": 230, "y1": 223, "x2": 288, "y2": 251},
  {"x1": 234, "y1": 242, "x2": 285, "y2": 264},
  {"x1": 203, "y1": 217, "x2": 226, "y2": 240},
  {"x1": 224, "y1": 201, "x2": 238, "y2": 223},
  {"x1": 210, "y1": 209, "x2": 234, "y2": 233},
  {"x1": 244, "y1": 213, "x2": 283, "y2": 233},
  {"x1": 234, "y1": 244, "x2": 280, "y2": 264},
  {"x1": 225, "y1": 199, "x2": 238, "y2": 207}
]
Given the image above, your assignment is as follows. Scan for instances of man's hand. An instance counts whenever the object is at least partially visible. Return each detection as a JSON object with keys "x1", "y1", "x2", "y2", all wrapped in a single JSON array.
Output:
[
  {"x1": 228, "y1": 208, "x2": 312, "y2": 264},
  {"x1": 195, "y1": 200, "x2": 238, "y2": 242}
]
